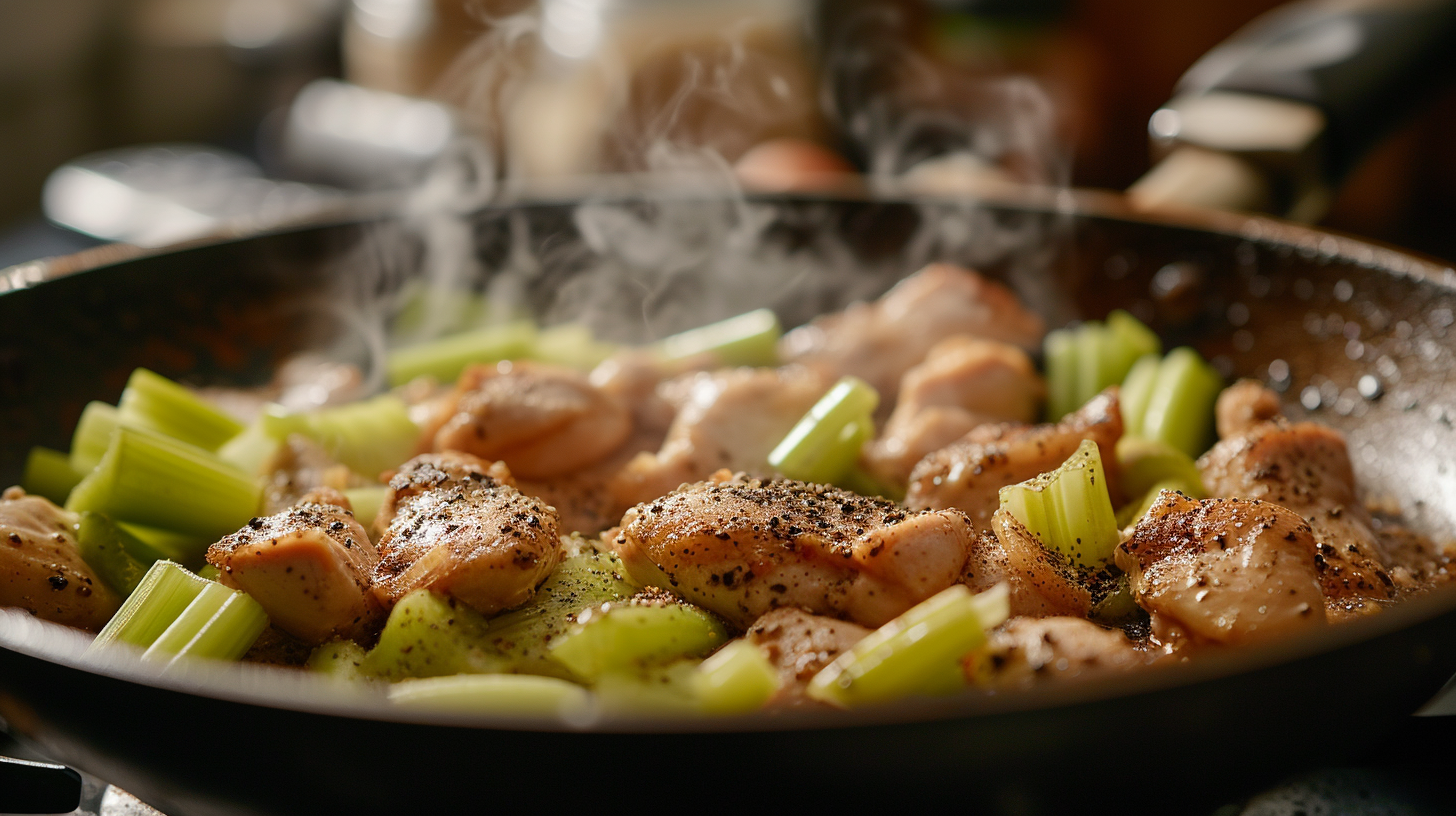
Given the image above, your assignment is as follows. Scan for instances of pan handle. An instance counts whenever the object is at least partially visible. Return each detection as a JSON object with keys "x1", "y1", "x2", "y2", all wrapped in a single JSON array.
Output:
[
  {"x1": 0, "y1": 754, "x2": 83, "y2": 814},
  {"x1": 1129, "y1": 0, "x2": 1456, "y2": 220}
]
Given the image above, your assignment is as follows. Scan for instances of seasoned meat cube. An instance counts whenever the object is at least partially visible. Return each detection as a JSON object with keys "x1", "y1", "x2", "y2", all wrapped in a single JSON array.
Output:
[
  {"x1": 373, "y1": 453, "x2": 561, "y2": 616},
  {"x1": 971, "y1": 616, "x2": 1146, "y2": 689},
  {"x1": 609, "y1": 366, "x2": 829, "y2": 509},
  {"x1": 746, "y1": 607, "x2": 871, "y2": 702},
  {"x1": 974, "y1": 511, "x2": 1093, "y2": 618},
  {"x1": 1116, "y1": 492, "x2": 1326, "y2": 646},
  {"x1": 261, "y1": 435, "x2": 369, "y2": 514},
  {"x1": 1215, "y1": 379, "x2": 1284, "y2": 439},
  {"x1": 1200, "y1": 419, "x2": 1394, "y2": 617},
  {"x1": 208, "y1": 488, "x2": 382, "y2": 644},
  {"x1": 780, "y1": 263, "x2": 1044, "y2": 414},
  {"x1": 610, "y1": 472, "x2": 973, "y2": 628},
  {"x1": 0, "y1": 488, "x2": 119, "y2": 632},
  {"x1": 429, "y1": 361, "x2": 631, "y2": 481},
  {"x1": 864, "y1": 336, "x2": 1043, "y2": 486},
  {"x1": 906, "y1": 389, "x2": 1125, "y2": 531}
]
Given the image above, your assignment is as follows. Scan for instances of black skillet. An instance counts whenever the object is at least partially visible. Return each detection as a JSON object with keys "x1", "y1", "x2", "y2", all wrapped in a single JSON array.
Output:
[{"x1": 0, "y1": 188, "x2": 1454, "y2": 816}]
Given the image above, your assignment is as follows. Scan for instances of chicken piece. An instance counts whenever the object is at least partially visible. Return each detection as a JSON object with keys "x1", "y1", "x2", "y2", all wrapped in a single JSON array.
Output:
[
  {"x1": 429, "y1": 361, "x2": 632, "y2": 481},
  {"x1": 780, "y1": 263, "x2": 1045, "y2": 413},
  {"x1": 1116, "y1": 492, "x2": 1327, "y2": 646},
  {"x1": 971, "y1": 616, "x2": 1147, "y2": 689},
  {"x1": 373, "y1": 453, "x2": 561, "y2": 616},
  {"x1": 589, "y1": 350, "x2": 679, "y2": 441},
  {"x1": 0, "y1": 488, "x2": 119, "y2": 632},
  {"x1": 1199, "y1": 419, "x2": 1394, "y2": 617},
  {"x1": 746, "y1": 607, "x2": 871, "y2": 701},
  {"x1": 864, "y1": 337, "x2": 1043, "y2": 486},
  {"x1": 1216, "y1": 379, "x2": 1284, "y2": 439},
  {"x1": 261, "y1": 435, "x2": 369, "y2": 514},
  {"x1": 208, "y1": 488, "x2": 382, "y2": 644},
  {"x1": 906, "y1": 388, "x2": 1125, "y2": 531},
  {"x1": 611, "y1": 473, "x2": 973, "y2": 628},
  {"x1": 965, "y1": 511, "x2": 1094, "y2": 618},
  {"x1": 608, "y1": 366, "x2": 829, "y2": 509}
]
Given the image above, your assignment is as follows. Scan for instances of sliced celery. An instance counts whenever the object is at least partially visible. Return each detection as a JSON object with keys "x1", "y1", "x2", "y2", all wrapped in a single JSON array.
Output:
[
  {"x1": 342, "y1": 485, "x2": 389, "y2": 530},
  {"x1": 66, "y1": 427, "x2": 261, "y2": 541},
  {"x1": 768, "y1": 376, "x2": 879, "y2": 484},
  {"x1": 1043, "y1": 328, "x2": 1079, "y2": 422},
  {"x1": 307, "y1": 639, "x2": 369, "y2": 681},
  {"x1": 593, "y1": 661, "x2": 703, "y2": 716},
  {"x1": 90, "y1": 560, "x2": 211, "y2": 651},
  {"x1": 1138, "y1": 347, "x2": 1223, "y2": 457},
  {"x1": 261, "y1": 395, "x2": 419, "y2": 478},
  {"x1": 998, "y1": 438, "x2": 1120, "y2": 569},
  {"x1": 197, "y1": 564, "x2": 222, "y2": 582},
  {"x1": 386, "y1": 320, "x2": 538, "y2": 387},
  {"x1": 548, "y1": 600, "x2": 729, "y2": 682},
  {"x1": 141, "y1": 581, "x2": 269, "y2": 667},
  {"x1": 117, "y1": 368, "x2": 244, "y2": 452},
  {"x1": 807, "y1": 583, "x2": 1010, "y2": 707},
  {"x1": 75, "y1": 511, "x2": 174, "y2": 596},
  {"x1": 693, "y1": 640, "x2": 778, "y2": 715},
  {"x1": 1073, "y1": 322, "x2": 1111, "y2": 418},
  {"x1": 388, "y1": 674, "x2": 591, "y2": 719},
  {"x1": 1116, "y1": 479, "x2": 1202, "y2": 528},
  {"x1": 22, "y1": 447, "x2": 83, "y2": 505},
  {"x1": 658, "y1": 308, "x2": 781, "y2": 368},
  {"x1": 1046, "y1": 311, "x2": 1161, "y2": 422},
  {"x1": 117, "y1": 522, "x2": 208, "y2": 568},
  {"x1": 1115, "y1": 436, "x2": 1207, "y2": 500},
  {"x1": 216, "y1": 421, "x2": 282, "y2": 476},
  {"x1": 360, "y1": 589, "x2": 502, "y2": 681},
  {"x1": 70, "y1": 401, "x2": 124, "y2": 473},
  {"x1": 532, "y1": 323, "x2": 618, "y2": 370},
  {"x1": 1119, "y1": 353, "x2": 1161, "y2": 438}
]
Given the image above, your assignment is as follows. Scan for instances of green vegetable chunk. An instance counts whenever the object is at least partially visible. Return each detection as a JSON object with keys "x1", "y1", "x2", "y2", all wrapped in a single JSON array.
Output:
[
  {"x1": 693, "y1": 639, "x2": 779, "y2": 715},
  {"x1": 532, "y1": 323, "x2": 618, "y2": 369},
  {"x1": 548, "y1": 596, "x2": 729, "y2": 682},
  {"x1": 307, "y1": 639, "x2": 370, "y2": 681},
  {"x1": 22, "y1": 447, "x2": 83, "y2": 505},
  {"x1": 1134, "y1": 347, "x2": 1223, "y2": 457},
  {"x1": 386, "y1": 320, "x2": 537, "y2": 386},
  {"x1": 1045, "y1": 311, "x2": 1161, "y2": 421},
  {"x1": 1116, "y1": 479, "x2": 1203, "y2": 528},
  {"x1": 342, "y1": 485, "x2": 390, "y2": 530},
  {"x1": 807, "y1": 583, "x2": 1010, "y2": 707},
  {"x1": 360, "y1": 589, "x2": 502, "y2": 681},
  {"x1": 69, "y1": 401, "x2": 124, "y2": 473},
  {"x1": 117, "y1": 368, "x2": 244, "y2": 452},
  {"x1": 999, "y1": 438, "x2": 1121, "y2": 568},
  {"x1": 216, "y1": 421, "x2": 282, "y2": 476},
  {"x1": 593, "y1": 661, "x2": 702, "y2": 716},
  {"x1": 658, "y1": 308, "x2": 781, "y2": 368},
  {"x1": 1115, "y1": 436, "x2": 1207, "y2": 500},
  {"x1": 75, "y1": 511, "x2": 174, "y2": 596},
  {"x1": 141, "y1": 580, "x2": 269, "y2": 668},
  {"x1": 260, "y1": 394, "x2": 419, "y2": 479},
  {"x1": 89, "y1": 561, "x2": 208, "y2": 652},
  {"x1": 388, "y1": 674, "x2": 591, "y2": 719},
  {"x1": 768, "y1": 376, "x2": 879, "y2": 485}
]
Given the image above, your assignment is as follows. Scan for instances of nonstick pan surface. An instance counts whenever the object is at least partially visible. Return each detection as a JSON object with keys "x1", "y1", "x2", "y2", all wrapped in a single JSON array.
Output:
[{"x1": 1, "y1": 192, "x2": 1454, "y2": 815}]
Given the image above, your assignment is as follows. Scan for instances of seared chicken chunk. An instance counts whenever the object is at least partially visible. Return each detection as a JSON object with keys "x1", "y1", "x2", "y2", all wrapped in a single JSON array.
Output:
[
  {"x1": 971, "y1": 616, "x2": 1146, "y2": 689},
  {"x1": 969, "y1": 511, "x2": 1094, "y2": 618},
  {"x1": 1200, "y1": 417, "x2": 1394, "y2": 617},
  {"x1": 609, "y1": 366, "x2": 829, "y2": 509},
  {"x1": 373, "y1": 453, "x2": 561, "y2": 616},
  {"x1": 611, "y1": 473, "x2": 973, "y2": 628},
  {"x1": 0, "y1": 488, "x2": 119, "y2": 631},
  {"x1": 780, "y1": 263, "x2": 1044, "y2": 413},
  {"x1": 1117, "y1": 492, "x2": 1327, "y2": 646},
  {"x1": 208, "y1": 488, "x2": 382, "y2": 644},
  {"x1": 864, "y1": 337, "x2": 1043, "y2": 486},
  {"x1": 429, "y1": 361, "x2": 632, "y2": 481},
  {"x1": 746, "y1": 607, "x2": 871, "y2": 701},
  {"x1": 1215, "y1": 379, "x2": 1284, "y2": 439},
  {"x1": 906, "y1": 389, "x2": 1125, "y2": 531}
]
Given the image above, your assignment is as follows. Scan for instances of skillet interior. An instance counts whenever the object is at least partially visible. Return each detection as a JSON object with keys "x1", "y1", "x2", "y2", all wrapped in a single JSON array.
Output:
[{"x1": 1, "y1": 193, "x2": 1454, "y2": 814}]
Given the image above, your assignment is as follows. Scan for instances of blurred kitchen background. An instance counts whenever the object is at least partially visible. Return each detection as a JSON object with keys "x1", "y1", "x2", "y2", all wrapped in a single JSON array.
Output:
[{"x1": 1, "y1": 0, "x2": 1454, "y2": 267}]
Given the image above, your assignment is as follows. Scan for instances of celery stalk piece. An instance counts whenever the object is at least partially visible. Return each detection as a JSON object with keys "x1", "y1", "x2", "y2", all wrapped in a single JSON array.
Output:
[
  {"x1": 547, "y1": 601, "x2": 729, "y2": 682},
  {"x1": 1043, "y1": 328, "x2": 1079, "y2": 421},
  {"x1": 768, "y1": 376, "x2": 879, "y2": 484},
  {"x1": 658, "y1": 308, "x2": 781, "y2": 368},
  {"x1": 806, "y1": 583, "x2": 1010, "y2": 708},
  {"x1": 69, "y1": 401, "x2": 124, "y2": 473},
  {"x1": 66, "y1": 427, "x2": 261, "y2": 542},
  {"x1": 117, "y1": 368, "x2": 244, "y2": 451},
  {"x1": 141, "y1": 581, "x2": 268, "y2": 667},
  {"x1": 386, "y1": 320, "x2": 538, "y2": 387},
  {"x1": 532, "y1": 323, "x2": 618, "y2": 370},
  {"x1": 1115, "y1": 436, "x2": 1207, "y2": 500},
  {"x1": 1074, "y1": 322, "x2": 1110, "y2": 414},
  {"x1": 360, "y1": 589, "x2": 502, "y2": 681},
  {"x1": 1107, "y1": 310, "x2": 1162, "y2": 370},
  {"x1": 342, "y1": 485, "x2": 390, "y2": 530},
  {"x1": 693, "y1": 640, "x2": 779, "y2": 715},
  {"x1": 389, "y1": 674, "x2": 591, "y2": 719},
  {"x1": 22, "y1": 447, "x2": 83, "y2": 505},
  {"x1": 1119, "y1": 353, "x2": 1161, "y2": 437},
  {"x1": 261, "y1": 395, "x2": 419, "y2": 478},
  {"x1": 117, "y1": 523, "x2": 208, "y2": 569},
  {"x1": 197, "y1": 564, "x2": 222, "y2": 582},
  {"x1": 75, "y1": 511, "x2": 175, "y2": 596},
  {"x1": 593, "y1": 661, "x2": 703, "y2": 716},
  {"x1": 216, "y1": 421, "x2": 282, "y2": 476},
  {"x1": 998, "y1": 438, "x2": 1121, "y2": 569},
  {"x1": 1090, "y1": 573, "x2": 1141, "y2": 624},
  {"x1": 307, "y1": 639, "x2": 370, "y2": 681},
  {"x1": 1116, "y1": 478, "x2": 1203, "y2": 528},
  {"x1": 90, "y1": 560, "x2": 211, "y2": 651},
  {"x1": 1139, "y1": 347, "x2": 1223, "y2": 457}
]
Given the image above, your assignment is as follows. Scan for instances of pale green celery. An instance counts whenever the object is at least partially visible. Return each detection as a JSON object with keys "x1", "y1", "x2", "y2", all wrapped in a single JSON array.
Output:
[
  {"x1": 693, "y1": 640, "x2": 778, "y2": 715},
  {"x1": 390, "y1": 286, "x2": 492, "y2": 340},
  {"x1": 807, "y1": 583, "x2": 1010, "y2": 708},
  {"x1": 1116, "y1": 478, "x2": 1203, "y2": 528},
  {"x1": 768, "y1": 376, "x2": 879, "y2": 484},
  {"x1": 1115, "y1": 436, "x2": 1207, "y2": 500},
  {"x1": 261, "y1": 395, "x2": 419, "y2": 478},
  {"x1": 658, "y1": 308, "x2": 781, "y2": 368},
  {"x1": 593, "y1": 661, "x2": 702, "y2": 716},
  {"x1": 22, "y1": 447, "x2": 83, "y2": 505},
  {"x1": 1089, "y1": 573, "x2": 1140, "y2": 624},
  {"x1": 216, "y1": 421, "x2": 282, "y2": 476},
  {"x1": 342, "y1": 485, "x2": 390, "y2": 530},
  {"x1": 1043, "y1": 328, "x2": 1079, "y2": 421},
  {"x1": 388, "y1": 674, "x2": 591, "y2": 719},
  {"x1": 998, "y1": 438, "x2": 1120, "y2": 569},
  {"x1": 75, "y1": 511, "x2": 174, "y2": 595},
  {"x1": 360, "y1": 589, "x2": 502, "y2": 681},
  {"x1": 197, "y1": 564, "x2": 222, "y2": 581},
  {"x1": 1139, "y1": 347, "x2": 1223, "y2": 457},
  {"x1": 117, "y1": 368, "x2": 243, "y2": 451},
  {"x1": 140, "y1": 581, "x2": 268, "y2": 667},
  {"x1": 1119, "y1": 353, "x2": 1161, "y2": 437},
  {"x1": 117, "y1": 523, "x2": 208, "y2": 569},
  {"x1": 1073, "y1": 322, "x2": 1110, "y2": 415},
  {"x1": 90, "y1": 561, "x2": 210, "y2": 651},
  {"x1": 386, "y1": 320, "x2": 538, "y2": 386},
  {"x1": 307, "y1": 639, "x2": 369, "y2": 681},
  {"x1": 69, "y1": 401, "x2": 123, "y2": 473},
  {"x1": 1107, "y1": 310, "x2": 1162, "y2": 369},
  {"x1": 66, "y1": 427, "x2": 261, "y2": 541},
  {"x1": 548, "y1": 601, "x2": 729, "y2": 682},
  {"x1": 532, "y1": 323, "x2": 618, "y2": 370}
]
